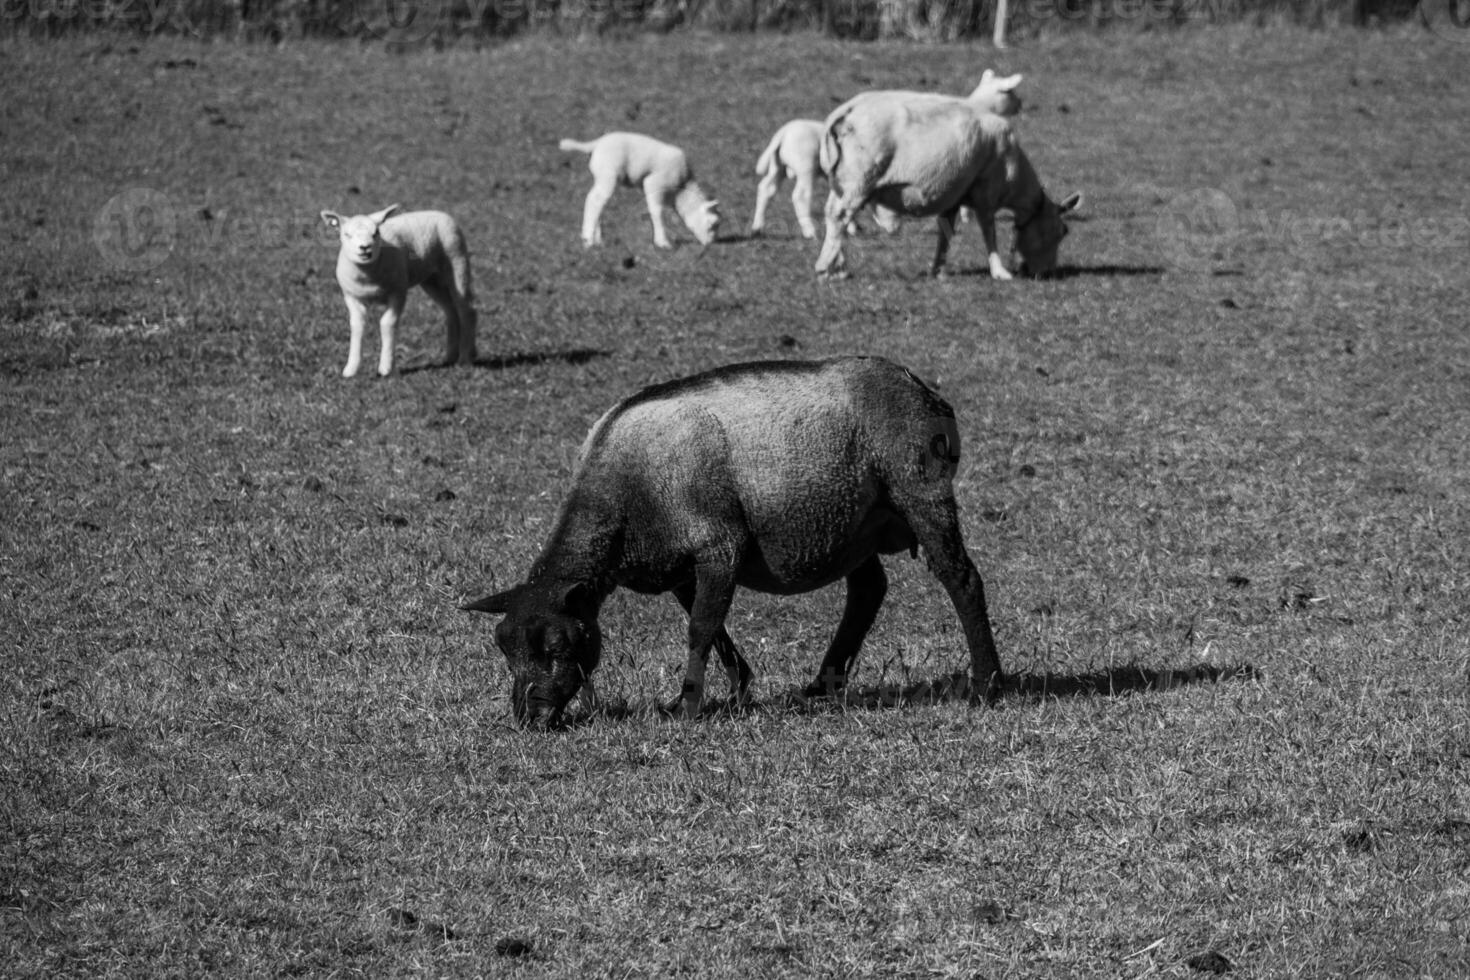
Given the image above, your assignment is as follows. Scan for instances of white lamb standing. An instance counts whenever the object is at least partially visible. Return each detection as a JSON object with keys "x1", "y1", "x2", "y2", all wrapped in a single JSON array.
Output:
[
  {"x1": 559, "y1": 132, "x2": 721, "y2": 249},
  {"x1": 320, "y1": 204, "x2": 478, "y2": 378},
  {"x1": 751, "y1": 69, "x2": 1024, "y2": 239}
]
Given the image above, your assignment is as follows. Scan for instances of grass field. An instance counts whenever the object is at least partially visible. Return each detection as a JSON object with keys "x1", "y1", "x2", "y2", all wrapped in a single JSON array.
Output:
[{"x1": 4, "y1": 23, "x2": 1469, "y2": 978}]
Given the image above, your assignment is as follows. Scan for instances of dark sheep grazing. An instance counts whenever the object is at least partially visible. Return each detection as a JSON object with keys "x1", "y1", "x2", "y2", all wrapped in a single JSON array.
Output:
[{"x1": 464, "y1": 356, "x2": 1004, "y2": 727}]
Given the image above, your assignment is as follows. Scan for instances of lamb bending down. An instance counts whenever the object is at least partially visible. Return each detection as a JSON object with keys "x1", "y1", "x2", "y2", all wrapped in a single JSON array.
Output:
[
  {"x1": 816, "y1": 93, "x2": 1081, "y2": 280},
  {"x1": 464, "y1": 355, "x2": 1004, "y2": 728},
  {"x1": 559, "y1": 132, "x2": 720, "y2": 249},
  {"x1": 751, "y1": 70, "x2": 1024, "y2": 240},
  {"x1": 320, "y1": 204, "x2": 477, "y2": 377}
]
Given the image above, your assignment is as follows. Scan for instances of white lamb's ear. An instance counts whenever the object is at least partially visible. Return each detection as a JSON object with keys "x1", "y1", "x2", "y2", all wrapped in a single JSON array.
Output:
[
  {"x1": 980, "y1": 68, "x2": 995, "y2": 85},
  {"x1": 997, "y1": 72, "x2": 1022, "y2": 92},
  {"x1": 320, "y1": 210, "x2": 343, "y2": 229},
  {"x1": 704, "y1": 200, "x2": 720, "y2": 213},
  {"x1": 372, "y1": 204, "x2": 402, "y2": 225}
]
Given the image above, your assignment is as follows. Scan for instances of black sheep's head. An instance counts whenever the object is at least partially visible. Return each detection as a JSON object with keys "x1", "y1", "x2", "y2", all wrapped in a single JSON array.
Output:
[{"x1": 463, "y1": 579, "x2": 602, "y2": 728}]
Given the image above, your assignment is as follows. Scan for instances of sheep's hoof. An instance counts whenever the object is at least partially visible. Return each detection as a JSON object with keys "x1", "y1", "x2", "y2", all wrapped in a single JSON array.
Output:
[
  {"x1": 968, "y1": 673, "x2": 1005, "y2": 706},
  {"x1": 659, "y1": 695, "x2": 704, "y2": 719},
  {"x1": 802, "y1": 679, "x2": 846, "y2": 699},
  {"x1": 817, "y1": 269, "x2": 850, "y2": 281}
]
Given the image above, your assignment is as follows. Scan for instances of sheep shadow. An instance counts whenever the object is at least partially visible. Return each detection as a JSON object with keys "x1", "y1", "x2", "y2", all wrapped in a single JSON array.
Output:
[
  {"x1": 553, "y1": 661, "x2": 1261, "y2": 727},
  {"x1": 772, "y1": 660, "x2": 1259, "y2": 716},
  {"x1": 1046, "y1": 263, "x2": 1168, "y2": 280},
  {"x1": 398, "y1": 348, "x2": 610, "y2": 374},
  {"x1": 894, "y1": 263, "x2": 1166, "y2": 282}
]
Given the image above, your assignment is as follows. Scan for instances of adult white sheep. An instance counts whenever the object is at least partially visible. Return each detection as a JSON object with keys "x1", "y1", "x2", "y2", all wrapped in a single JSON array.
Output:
[
  {"x1": 559, "y1": 132, "x2": 720, "y2": 249},
  {"x1": 320, "y1": 204, "x2": 477, "y2": 378},
  {"x1": 815, "y1": 94, "x2": 1081, "y2": 280},
  {"x1": 463, "y1": 355, "x2": 1004, "y2": 728},
  {"x1": 750, "y1": 70, "x2": 1024, "y2": 240}
]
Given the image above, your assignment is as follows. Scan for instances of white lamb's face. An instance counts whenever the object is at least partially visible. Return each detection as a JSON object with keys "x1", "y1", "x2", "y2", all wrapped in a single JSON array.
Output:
[
  {"x1": 338, "y1": 216, "x2": 383, "y2": 264},
  {"x1": 692, "y1": 202, "x2": 720, "y2": 245}
]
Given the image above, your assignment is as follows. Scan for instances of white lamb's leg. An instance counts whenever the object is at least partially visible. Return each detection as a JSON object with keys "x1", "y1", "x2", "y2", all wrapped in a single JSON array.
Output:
[
  {"x1": 791, "y1": 171, "x2": 818, "y2": 240},
  {"x1": 455, "y1": 299, "x2": 478, "y2": 365},
  {"x1": 342, "y1": 294, "x2": 368, "y2": 378},
  {"x1": 377, "y1": 294, "x2": 405, "y2": 376},
  {"x1": 644, "y1": 183, "x2": 672, "y2": 249},
  {"x1": 976, "y1": 210, "x2": 1013, "y2": 281},
  {"x1": 752, "y1": 166, "x2": 781, "y2": 235},
  {"x1": 815, "y1": 189, "x2": 858, "y2": 275},
  {"x1": 422, "y1": 280, "x2": 463, "y2": 366},
  {"x1": 448, "y1": 258, "x2": 478, "y2": 365},
  {"x1": 581, "y1": 181, "x2": 614, "y2": 248}
]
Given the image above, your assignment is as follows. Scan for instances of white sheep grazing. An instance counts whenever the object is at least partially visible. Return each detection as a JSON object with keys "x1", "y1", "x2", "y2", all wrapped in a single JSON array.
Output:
[
  {"x1": 319, "y1": 204, "x2": 477, "y2": 378},
  {"x1": 751, "y1": 69, "x2": 1024, "y2": 239},
  {"x1": 816, "y1": 95, "x2": 1080, "y2": 280},
  {"x1": 559, "y1": 132, "x2": 721, "y2": 249}
]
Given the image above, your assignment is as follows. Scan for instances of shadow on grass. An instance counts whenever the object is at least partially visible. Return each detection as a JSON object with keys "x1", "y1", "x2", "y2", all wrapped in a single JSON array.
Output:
[
  {"x1": 554, "y1": 662, "x2": 1260, "y2": 726},
  {"x1": 398, "y1": 348, "x2": 610, "y2": 374},
  {"x1": 902, "y1": 263, "x2": 1166, "y2": 281},
  {"x1": 778, "y1": 661, "x2": 1259, "y2": 715},
  {"x1": 1008, "y1": 662, "x2": 1260, "y2": 699},
  {"x1": 1046, "y1": 263, "x2": 1168, "y2": 280}
]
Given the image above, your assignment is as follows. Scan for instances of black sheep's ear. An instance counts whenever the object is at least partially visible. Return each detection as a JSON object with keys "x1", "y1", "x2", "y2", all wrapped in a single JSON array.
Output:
[
  {"x1": 560, "y1": 581, "x2": 599, "y2": 618},
  {"x1": 462, "y1": 586, "x2": 521, "y2": 614}
]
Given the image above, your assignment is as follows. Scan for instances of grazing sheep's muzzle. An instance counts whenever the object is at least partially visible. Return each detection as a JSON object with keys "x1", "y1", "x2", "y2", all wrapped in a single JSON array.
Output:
[{"x1": 511, "y1": 682, "x2": 571, "y2": 729}]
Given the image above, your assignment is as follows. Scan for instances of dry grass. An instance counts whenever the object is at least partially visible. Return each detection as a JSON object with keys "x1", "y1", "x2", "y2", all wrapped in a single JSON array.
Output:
[{"x1": 3, "y1": 24, "x2": 1469, "y2": 978}]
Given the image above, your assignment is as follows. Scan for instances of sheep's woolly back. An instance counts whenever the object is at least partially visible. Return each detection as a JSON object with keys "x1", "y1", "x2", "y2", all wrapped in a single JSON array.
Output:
[
  {"x1": 756, "y1": 120, "x2": 824, "y2": 177},
  {"x1": 564, "y1": 132, "x2": 693, "y2": 187},
  {"x1": 578, "y1": 357, "x2": 954, "y2": 481},
  {"x1": 822, "y1": 94, "x2": 1033, "y2": 212},
  {"x1": 377, "y1": 211, "x2": 466, "y2": 261}
]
